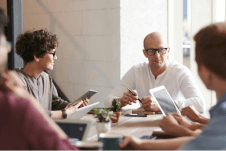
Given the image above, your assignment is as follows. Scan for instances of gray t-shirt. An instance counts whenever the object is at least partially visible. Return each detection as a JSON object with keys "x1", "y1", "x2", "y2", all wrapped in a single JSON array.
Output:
[{"x1": 15, "y1": 69, "x2": 69, "y2": 115}]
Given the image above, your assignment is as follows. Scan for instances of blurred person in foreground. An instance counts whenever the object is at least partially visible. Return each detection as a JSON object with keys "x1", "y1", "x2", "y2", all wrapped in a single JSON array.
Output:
[
  {"x1": 119, "y1": 22, "x2": 226, "y2": 150},
  {"x1": 0, "y1": 8, "x2": 78, "y2": 150},
  {"x1": 14, "y1": 29, "x2": 89, "y2": 119}
]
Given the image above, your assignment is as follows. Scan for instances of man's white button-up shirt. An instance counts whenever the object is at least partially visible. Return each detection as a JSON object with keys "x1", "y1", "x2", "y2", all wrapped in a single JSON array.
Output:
[{"x1": 105, "y1": 60, "x2": 205, "y2": 113}]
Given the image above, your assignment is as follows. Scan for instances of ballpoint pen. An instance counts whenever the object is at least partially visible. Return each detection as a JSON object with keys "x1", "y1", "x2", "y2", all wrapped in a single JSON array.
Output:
[{"x1": 127, "y1": 88, "x2": 142, "y2": 104}]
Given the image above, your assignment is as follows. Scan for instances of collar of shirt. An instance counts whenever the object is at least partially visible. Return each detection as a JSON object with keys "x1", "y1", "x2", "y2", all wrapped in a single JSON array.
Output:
[
  {"x1": 209, "y1": 92, "x2": 226, "y2": 118},
  {"x1": 17, "y1": 68, "x2": 41, "y2": 79},
  {"x1": 149, "y1": 60, "x2": 170, "y2": 80},
  {"x1": 20, "y1": 69, "x2": 41, "y2": 80}
]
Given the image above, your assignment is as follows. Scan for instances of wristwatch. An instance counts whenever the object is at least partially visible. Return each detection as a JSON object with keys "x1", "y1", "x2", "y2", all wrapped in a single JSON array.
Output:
[{"x1": 61, "y1": 108, "x2": 67, "y2": 119}]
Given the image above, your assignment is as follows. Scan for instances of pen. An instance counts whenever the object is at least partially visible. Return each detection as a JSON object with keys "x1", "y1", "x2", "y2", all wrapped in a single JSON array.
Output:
[{"x1": 127, "y1": 88, "x2": 142, "y2": 104}]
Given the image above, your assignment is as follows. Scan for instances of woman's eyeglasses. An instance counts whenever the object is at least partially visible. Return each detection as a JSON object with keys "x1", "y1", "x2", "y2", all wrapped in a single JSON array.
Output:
[{"x1": 49, "y1": 51, "x2": 56, "y2": 57}]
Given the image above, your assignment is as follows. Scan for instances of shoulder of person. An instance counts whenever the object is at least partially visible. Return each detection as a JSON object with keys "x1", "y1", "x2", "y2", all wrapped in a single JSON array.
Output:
[
  {"x1": 219, "y1": 98, "x2": 226, "y2": 114},
  {"x1": 133, "y1": 62, "x2": 149, "y2": 70},
  {"x1": 41, "y1": 71, "x2": 52, "y2": 79},
  {"x1": 40, "y1": 71, "x2": 55, "y2": 87},
  {"x1": 14, "y1": 68, "x2": 27, "y2": 86},
  {"x1": 168, "y1": 60, "x2": 191, "y2": 73},
  {"x1": 14, "y1": 68, "x2": 25, "y2": 77},
  {"x1": 0, "y1": 90, "x2": 27, "y2": 109}
]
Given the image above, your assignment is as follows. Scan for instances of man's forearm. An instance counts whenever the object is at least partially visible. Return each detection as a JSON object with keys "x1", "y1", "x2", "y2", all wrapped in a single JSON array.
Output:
[
  {"x1": 140, "y1": 136, "x2": 194, "y2": 150},
  {"x1": 190, "y1": 122, "x2": 206, "y2": 130},
  {"x1": 173, "y1": 125, "x2": 195, "y2": 137},
  {"x1": 197, "y1": 115, "x2": 209, "y2": 124}
]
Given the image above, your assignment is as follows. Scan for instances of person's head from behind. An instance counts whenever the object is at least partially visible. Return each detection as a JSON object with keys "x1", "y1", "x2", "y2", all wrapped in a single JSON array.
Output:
[
  {"x1": 16, "y1": 29, "x2": 59, "y2": 71},
  {"x1": 143, "y1": 32, "x2": 170, "y2": 70},
  {"x1": 0, "y1": 8, "x2": 10, "y2": 74},
  {"x1": 194, "y1": 22, "x2": 226, "y2": 90}
]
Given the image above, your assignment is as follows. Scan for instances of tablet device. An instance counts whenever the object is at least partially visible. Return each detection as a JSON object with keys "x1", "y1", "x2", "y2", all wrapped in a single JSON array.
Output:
[
  {"x1": 54, "y1": 119, "x2": 91, "y2": 143},
  {"x1": 69, "y1": 89, "x2": 97, "y2": 107},
  {"x1": 149, "y1": 86, "x2": 180, "y2": 116},
  {"x1": 68, "y1": 102, "x2": 100, "y2": 119}
]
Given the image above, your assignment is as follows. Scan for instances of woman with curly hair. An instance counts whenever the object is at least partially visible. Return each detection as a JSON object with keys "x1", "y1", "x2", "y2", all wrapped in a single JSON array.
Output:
[{"x1": 15, "y1": 29, "x2": 89, "y2": 119}]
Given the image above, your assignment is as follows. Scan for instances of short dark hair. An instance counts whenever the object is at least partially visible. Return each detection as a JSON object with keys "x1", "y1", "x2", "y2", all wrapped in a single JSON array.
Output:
[
  {"x1": 15, "y1": 29, "x2": 59, "y2": 64},
  {"x1": 194, "y1": 22, "x2": 226, "y2": 79},
  {"x1": 0, "y1": 8, "x2": 9, "y2": 37}
]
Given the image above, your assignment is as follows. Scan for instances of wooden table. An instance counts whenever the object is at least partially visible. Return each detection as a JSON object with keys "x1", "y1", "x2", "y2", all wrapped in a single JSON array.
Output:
[{"x1": 81, "y1": 109, "x2": 163, "y2": 141}]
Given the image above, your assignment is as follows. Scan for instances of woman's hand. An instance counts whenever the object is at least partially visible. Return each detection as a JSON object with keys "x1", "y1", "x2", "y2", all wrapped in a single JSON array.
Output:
[
  {"x1": 79, "y1": 98, "x2": 89, "y2": 108},
  {"x1": 66, "y1": 101, "x2": 84, "y2": 117}
]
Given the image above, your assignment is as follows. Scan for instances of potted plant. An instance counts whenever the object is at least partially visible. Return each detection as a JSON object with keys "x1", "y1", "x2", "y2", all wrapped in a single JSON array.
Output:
[
  {"x1": 93, "y1": 108, "x2": 114, "y2": 140},
  {"x1": 110, "y1": 99, "x2": 121, "y2": 123}
]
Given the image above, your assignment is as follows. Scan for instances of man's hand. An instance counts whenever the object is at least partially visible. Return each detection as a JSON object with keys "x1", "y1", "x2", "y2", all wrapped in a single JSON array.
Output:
[
  {"x1": 181, "y1": 106, "x2": 209, "y2": 125},
  {"x1": 181, "y1": 106, "x2": 200, "y2": 122},
  {"x1": 159, "y1": 113, "x2": 179, "y2": 134},
  {"x1": 141, "y1": 96, "x2": 160, "y2": 112},
  {"x1": 159, "y1": 113, "x2": 194, "y2": 137},
  {"x1": 118, "y1": 134, "x2": 142, "y2": 150},
  {"x1": 118, "y1": 90, "x2": 138, "y2": 107},
  {"x1": 170, "y1": 113, "x2": 193, "y2": 130}
]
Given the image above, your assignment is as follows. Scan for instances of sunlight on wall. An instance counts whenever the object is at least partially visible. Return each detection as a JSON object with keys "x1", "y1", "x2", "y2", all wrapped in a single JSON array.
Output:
[{"x1": 120, "y1": 0, "x2": 167, "y2": 78}]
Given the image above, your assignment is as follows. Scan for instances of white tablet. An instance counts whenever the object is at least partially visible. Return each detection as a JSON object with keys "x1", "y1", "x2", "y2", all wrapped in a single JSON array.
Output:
[
  {"x1": 68, "y1": 102, "x2": 100, "y2": 119},
  {"x1": 54, "y1": 119, "x2": 91, "y2": 141},
  {"x1": 149, "y1": 86, "x2": 180, "y2": 116}
]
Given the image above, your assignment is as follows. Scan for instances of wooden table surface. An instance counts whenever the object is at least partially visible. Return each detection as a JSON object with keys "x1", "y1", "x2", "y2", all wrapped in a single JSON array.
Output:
[{"x1": 81, "y1": 109, "x2": 163, "y2": 141}]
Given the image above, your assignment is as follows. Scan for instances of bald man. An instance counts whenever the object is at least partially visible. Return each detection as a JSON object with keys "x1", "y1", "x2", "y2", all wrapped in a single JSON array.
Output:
[{"x1": 105, "y1": 32, "x2": 205, "y2": 113}]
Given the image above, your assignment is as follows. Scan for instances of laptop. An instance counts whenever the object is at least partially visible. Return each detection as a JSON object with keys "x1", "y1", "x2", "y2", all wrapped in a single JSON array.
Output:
[
  {"x1": 68, "y1": 102, "x2": 100, "y2": 119},
  {"x1": 55, "y1": 119, "x2": 91, "y2": 144},
  {"x1": 149, "y1": 86, "x2": 180, "y2": 116}
]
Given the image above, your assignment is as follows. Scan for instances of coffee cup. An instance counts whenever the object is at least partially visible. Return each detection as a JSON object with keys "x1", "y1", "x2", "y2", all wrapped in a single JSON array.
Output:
[
  {"x1": 99, "y1": 133, "x2": 123, "y2": 150},
  {"x1": 75, "y1": 141, "x2": 103, "y2": 150}
]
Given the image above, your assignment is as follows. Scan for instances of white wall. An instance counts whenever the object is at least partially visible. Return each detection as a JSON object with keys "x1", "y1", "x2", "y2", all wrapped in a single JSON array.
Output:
[
  {"x1": 23, "y1": 0, "x2": 168, "y2": 107},
  {"x1": 23, "y1": 0, "x2": 120, "y2": 107},
  {"x1": 120, "y1": 0, "x2": 167, "y2": 78},
  {"x1": 168, "y1": 0, "x2": 183, "y2": 64},
  {"x1": 190, "y1": 0, "x2": 214, "y2": 112}
]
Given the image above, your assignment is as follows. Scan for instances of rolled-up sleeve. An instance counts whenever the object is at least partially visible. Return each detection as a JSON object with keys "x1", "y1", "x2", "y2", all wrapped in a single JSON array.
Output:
[{"x1": 52, "y1": 84, "x2": 68, "y2": 110}]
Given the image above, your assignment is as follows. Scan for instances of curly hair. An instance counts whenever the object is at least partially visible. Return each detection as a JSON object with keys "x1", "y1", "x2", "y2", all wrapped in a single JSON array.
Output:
[{"x1": 15, "y1": 29, "x2": 59, "y2": 64}]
